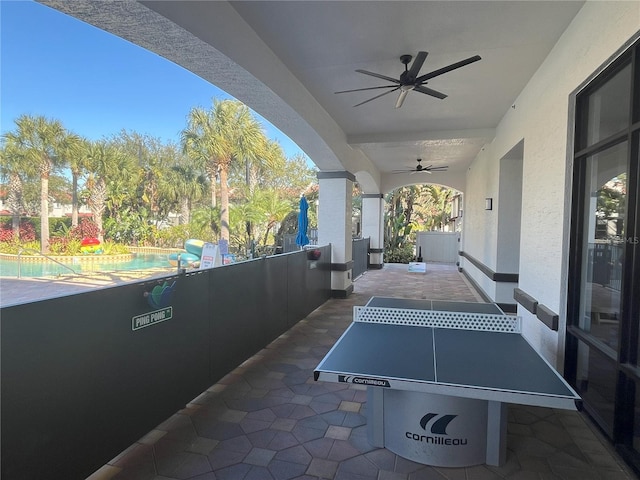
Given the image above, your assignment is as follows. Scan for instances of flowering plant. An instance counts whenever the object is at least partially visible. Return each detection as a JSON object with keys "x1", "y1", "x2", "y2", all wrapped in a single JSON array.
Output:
[{"x1": 307, "y1": 249, "x2": 321, "y2": 260}]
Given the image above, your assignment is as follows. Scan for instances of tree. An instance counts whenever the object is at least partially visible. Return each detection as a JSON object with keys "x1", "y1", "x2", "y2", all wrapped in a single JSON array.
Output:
[
  {"x1": 165, "y1": 157, "x2": 208, "y2": 225},
  {"x1": 235, "y1": 138, "x2": 284, "y2": 191},
  {"x1": 256, "y1": 189, "x2": 294, "y2": 246},
  {"x1": 238, "y1": 138, "x2": 283, "y2": 247},
  {"x1": 191, "y1": 206, "x2": 221, "y2": 241},
  {"x1": 83, "y1": 140, "x2": 129, "y2": 242},
  {"x1": 229, "y1": 198, "x2": 263, "y2": 254},
  {"x1": 0, "y1": 142, "x2": 33, "y2": 240},
  {"x1": 2, "y1": 115, "x2": 72, "y2": 253},
  {"x1": 182, "y1": 99, "x2": 267, "y2": 242},
  {"x1": 59, "y1": 134, "x2": 86, "y2": 227},
  {"x1": 421, "y1": 185, "x2": 454, "y2": 231},
  {"x1": 255, "y1": 152, "x2": 317, "y2": 193},
  {"x1": 385, "y1": 186, "x2": 420, "y2": 244},
  {"x1": 111, "y1": 131, "x2": 174, "y2": 226},
  {"x1": 229, "y1": 187, "x2": 293, "y2": 251}
]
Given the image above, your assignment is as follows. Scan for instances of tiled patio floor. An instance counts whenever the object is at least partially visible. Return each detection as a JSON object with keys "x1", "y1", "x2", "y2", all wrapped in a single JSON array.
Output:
[{"x1": 86, "y1": 263, "x2": 635, "y2": 480}]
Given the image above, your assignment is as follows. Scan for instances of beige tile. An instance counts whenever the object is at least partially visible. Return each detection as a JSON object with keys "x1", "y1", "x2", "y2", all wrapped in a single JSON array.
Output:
[
  {"x1": 220, "y1": 409, "x2": 247, "y2": 422},
  {"x1": 339, "y1": 401, "x2": 361, "y2": 412},
  {"x1": 325, "y1": 425, "x2": 351, "y2": 440}
]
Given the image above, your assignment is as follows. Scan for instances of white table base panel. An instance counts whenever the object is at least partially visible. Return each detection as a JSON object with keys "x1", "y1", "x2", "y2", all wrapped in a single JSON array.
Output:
[{"x1": 367, "y1": 388, "x2": 507, "y2": 467}]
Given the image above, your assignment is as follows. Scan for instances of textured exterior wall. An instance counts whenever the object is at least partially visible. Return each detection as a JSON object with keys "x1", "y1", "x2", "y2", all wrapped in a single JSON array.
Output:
[{"x1": 462, "y1": 1, "x2": 640, "y2": 365}]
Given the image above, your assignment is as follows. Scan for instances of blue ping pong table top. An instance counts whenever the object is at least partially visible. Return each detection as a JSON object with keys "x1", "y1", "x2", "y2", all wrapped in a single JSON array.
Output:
[{"x1": 314, "y1": 298, "x2": 581, "y2": 410}]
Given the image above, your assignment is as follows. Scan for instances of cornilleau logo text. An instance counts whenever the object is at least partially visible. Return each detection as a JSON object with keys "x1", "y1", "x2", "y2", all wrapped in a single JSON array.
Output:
[
  {"x1": 405, "y1": 413, "x2": 468, "y2": 446},
  {"x1": 338, "y1": 375, "x2": 390, "y2": 387}
]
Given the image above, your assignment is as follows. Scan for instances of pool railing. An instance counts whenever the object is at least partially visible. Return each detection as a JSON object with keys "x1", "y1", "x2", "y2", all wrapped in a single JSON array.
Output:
[{"x1": 17, "y1": 247, "x2": 78, "y2": 278}]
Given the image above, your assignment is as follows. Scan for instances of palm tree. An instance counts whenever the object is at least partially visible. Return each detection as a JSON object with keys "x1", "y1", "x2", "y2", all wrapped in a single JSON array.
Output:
[
  {"x1": 59, "y1": 134, "x2": 85, "y2": 227},
  {"x1": 165, "y1": 158, "x2": 208, "y2": 225},
  {"x1": 0, "y1": 143, "x2": 33, "y2": 240},
  {"x1": 238, "y1": 138, "x2": 284, "y2": 192},
  {"x1": 229, "y1": 200, "x2": 263, "y2": 253},
  {"x1": 238, "y1": 138, "x2": 283, "y2": 247},
  {"x1": 256, "y1": 189, "x2": 293, "y2": 246},
  {"x1": 191, "y1": 206, "x2": 221, "y2": 240},
  {"x1": 2, "y1": 115, "x2": 70, "y2": 253},
  {"x1": 84, "y1": 140, "x2": 127, "y2": 242},
  {"x1": 384, "y1": 186, "x2": 423, "y2": 253},
  {"x1": 181, "y1": 99, "x2": 266, "y2": 241},
  {"x1": 423, "y1": 185, "x2": 453, "y2": 231}
]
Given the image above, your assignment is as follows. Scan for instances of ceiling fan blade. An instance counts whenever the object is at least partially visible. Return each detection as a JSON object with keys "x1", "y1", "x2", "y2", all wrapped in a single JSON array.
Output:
[
  {"x1": 427, "y1": 166, "x2": 449, "y2": 171},
  {"x1": 335, "y1": 85, "x2": 397, "y2": 94},
  {"x1": 395, "y1": 89, "x2": 410, "y2": 109},
  {"x1": 353, "y1": 86, "x2": 400, "y2": 107},
  {"x1": 407, "y1": 51, "x2": 428, "y2": 79},
  {"x1": 414, "y1": 85, "x2": 447, "y2": 100},
  {"x1": 410, "y1": 170, "x2": 431, "y2": 175},
  {"x1": 355, "y1": 69, "x2": 401, "y2": 84},
  {"x1": 415, "y1": 55, "x2": 482, "y2": 83}
]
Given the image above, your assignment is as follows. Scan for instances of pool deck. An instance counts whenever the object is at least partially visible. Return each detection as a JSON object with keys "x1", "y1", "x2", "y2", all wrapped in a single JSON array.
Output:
[{"x1": 0, "y1": 267, "x2": 177, "y2": 307}]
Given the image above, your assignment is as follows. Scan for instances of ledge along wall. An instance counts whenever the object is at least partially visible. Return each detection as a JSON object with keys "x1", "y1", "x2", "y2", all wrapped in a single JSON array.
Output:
[{"x1": 0, "y1": 246, "x2": 331, "y2": 480}]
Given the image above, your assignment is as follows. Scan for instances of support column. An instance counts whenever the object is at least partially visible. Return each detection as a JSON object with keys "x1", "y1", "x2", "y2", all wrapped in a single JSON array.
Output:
[
  {"x1": 362, "y1": 193, "x2": 385, "y2": 269},
  {"x1": 317, "y1": 171, "x2": 354, "y2": 298}
]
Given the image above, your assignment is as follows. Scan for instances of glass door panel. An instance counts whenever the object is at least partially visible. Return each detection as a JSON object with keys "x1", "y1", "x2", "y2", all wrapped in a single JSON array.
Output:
[
  {"x1": 577, "y1": 141, "x2": 627, "y2": 352},
  {"x1": 580, "y1": 63, "x2": 631, "y2": 148},
  {"x1": 575, "y1": 340, "x2": 618, "y2": 434}
]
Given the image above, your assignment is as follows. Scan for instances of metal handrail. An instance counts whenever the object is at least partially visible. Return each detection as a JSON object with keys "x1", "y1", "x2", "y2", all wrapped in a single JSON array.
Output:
[{"x1": 17, "y1": 248, "x2": 78, "y2": 278}]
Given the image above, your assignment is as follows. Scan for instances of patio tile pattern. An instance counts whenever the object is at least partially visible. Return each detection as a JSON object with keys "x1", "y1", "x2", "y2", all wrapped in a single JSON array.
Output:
[{"x1": 81, "y1": 263, "x2": 635, "y2": 480}]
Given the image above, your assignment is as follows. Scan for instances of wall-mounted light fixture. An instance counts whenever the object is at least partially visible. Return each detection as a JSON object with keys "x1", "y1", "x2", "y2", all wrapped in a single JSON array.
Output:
[{"x1": 485, "y1": 198, "x2": 493, "y2": 210}]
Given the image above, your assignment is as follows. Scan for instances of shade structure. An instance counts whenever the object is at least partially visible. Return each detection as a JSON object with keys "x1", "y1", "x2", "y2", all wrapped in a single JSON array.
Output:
[{"x1": 296, "y1": 196, "x2": 310, "y2": 248}]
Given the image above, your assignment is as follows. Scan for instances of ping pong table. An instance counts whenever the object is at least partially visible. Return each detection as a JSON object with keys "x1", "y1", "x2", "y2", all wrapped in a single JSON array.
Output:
[{"x1": 314, "y1": 297, "x2": 581, "y2": 467}]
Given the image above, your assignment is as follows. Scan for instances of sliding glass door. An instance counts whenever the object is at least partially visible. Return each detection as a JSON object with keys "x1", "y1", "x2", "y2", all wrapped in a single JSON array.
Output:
[{"x1": 567, "y1": 40, "x2": 640, "y2": 473}]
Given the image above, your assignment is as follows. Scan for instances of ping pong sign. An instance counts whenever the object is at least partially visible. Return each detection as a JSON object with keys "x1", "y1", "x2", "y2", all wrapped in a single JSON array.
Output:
[{"x1": 132, "y1": 307, "x2": 173, "y2": 331}]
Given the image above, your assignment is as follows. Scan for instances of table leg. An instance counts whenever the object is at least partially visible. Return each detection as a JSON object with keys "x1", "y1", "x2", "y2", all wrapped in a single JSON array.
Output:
[
  {"x1": 486, "y1": 401, "x2": 507, "y2": 466},
  {"x1": 367, "y1": 387, "x2": 384, "y2": 447}
]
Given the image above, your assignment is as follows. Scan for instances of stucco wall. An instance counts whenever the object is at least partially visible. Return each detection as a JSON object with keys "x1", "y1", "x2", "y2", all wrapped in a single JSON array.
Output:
[{"x1": 462, "y1": 1, "x2": 639, "y2": 365}]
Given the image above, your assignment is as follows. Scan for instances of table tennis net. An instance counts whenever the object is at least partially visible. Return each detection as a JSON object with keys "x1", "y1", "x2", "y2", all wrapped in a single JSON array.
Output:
[{"x1": 353, "y1": 306, "x2": 521, "y2": 333}]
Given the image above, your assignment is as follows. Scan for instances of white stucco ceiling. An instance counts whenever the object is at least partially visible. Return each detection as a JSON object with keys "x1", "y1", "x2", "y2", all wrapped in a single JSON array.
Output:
[{"x1": 40, "y1": 0, "x2": 585, "y2": 193}]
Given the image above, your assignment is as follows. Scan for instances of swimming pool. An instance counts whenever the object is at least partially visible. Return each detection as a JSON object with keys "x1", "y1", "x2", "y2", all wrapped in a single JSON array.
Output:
[{"x1": 0, "y1": 253, "x2": 174, "y2": 278}]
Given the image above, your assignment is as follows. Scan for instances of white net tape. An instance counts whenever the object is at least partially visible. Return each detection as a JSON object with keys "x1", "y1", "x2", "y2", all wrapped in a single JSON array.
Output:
[{"x1": 354, "y1": 306, "x2": 521, "y2": 333}]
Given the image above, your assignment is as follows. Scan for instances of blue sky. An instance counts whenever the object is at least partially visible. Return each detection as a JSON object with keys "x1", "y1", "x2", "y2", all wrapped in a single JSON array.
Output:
[{"x1": 0, "y1": 0, "x2": 308, "y2": 160}]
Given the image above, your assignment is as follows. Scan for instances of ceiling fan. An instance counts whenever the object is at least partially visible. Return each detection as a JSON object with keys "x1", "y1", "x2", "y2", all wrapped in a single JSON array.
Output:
[
  {"x1": 392, "y1": 158, "x2": 448, "y2": 175},
  {"x1": 335, "y1": 51, "x2": 481, "y2": 108}
]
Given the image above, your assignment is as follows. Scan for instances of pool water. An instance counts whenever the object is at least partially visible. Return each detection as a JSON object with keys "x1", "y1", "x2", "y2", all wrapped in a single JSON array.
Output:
[{"x1": 0, "y1": 253, "x2": 173, "y2": 278}]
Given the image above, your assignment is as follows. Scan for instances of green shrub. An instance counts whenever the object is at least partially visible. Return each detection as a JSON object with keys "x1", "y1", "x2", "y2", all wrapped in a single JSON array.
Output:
[
  {"x1": 384, "y1": 244, "x2": 415, "y2": 264},
  {"x1": 50, "y1": 217, "x2": 72, "y2": 237},
  {"x1": 154, "y1": 224, "x2": 203, "y2": 249},
  {"x1": 0, "y1": 240, "x2": 40, "y2": 255},
  {"x1": 49, "y1": 237, "x2": 82, "y2": 255},
  {"x1": 100, "y1": 241, "x2": 130, "y2": 255},
  {"x1": 0, "y1": 238, "x2": 20, "y2": 254}
]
